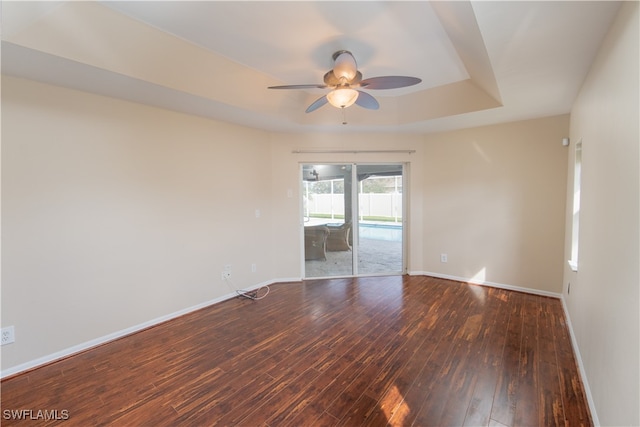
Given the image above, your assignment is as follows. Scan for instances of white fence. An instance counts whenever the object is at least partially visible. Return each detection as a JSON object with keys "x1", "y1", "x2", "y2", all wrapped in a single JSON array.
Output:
[{"x1": 306, "y1": 193, "x2": 402, "y2": 221}]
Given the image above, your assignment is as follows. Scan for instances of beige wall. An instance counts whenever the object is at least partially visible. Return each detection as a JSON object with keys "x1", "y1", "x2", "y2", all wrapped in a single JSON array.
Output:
[
  {"x1": 1, "y1": 76, "x2": 274, "y2": 371},
  {"x1": 268, "y1": 117, "x2": 570, "y2": 295},
  {"x1": 1, "y1": 76, "x2": 570, "y2": 375},
  {"x1": 421, "y1": 116, "x2": 570, "y2": 293},
  {"x1": 563, "y1": 2, "x2": 639, "y2": 425}
]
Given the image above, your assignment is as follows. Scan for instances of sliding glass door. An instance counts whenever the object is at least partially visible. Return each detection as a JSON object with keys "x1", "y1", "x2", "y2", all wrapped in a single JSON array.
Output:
[{"x1": 302, "y1": 163, "x2": 404, "y2": 278}]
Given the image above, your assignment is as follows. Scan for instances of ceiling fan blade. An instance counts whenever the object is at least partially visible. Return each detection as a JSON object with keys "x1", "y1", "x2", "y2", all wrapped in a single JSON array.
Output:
[
  {"x1": 305, "y1": 95, "x2": 328, "y2": 113},
  {"x1": 359, "y1": 76, "x2": 422, "y2": 90},
  {"x1": 355, "y1": 91, "x2": 379, "y2": 110},
  {"x1": 268, "y1": 84, "x2": 328, "y2": 89}
]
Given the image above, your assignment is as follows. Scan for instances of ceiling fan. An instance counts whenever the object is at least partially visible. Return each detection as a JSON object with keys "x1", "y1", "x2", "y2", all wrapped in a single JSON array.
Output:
[{"x1": 268, "y1": 50, "x2": 422, "y2": 113}]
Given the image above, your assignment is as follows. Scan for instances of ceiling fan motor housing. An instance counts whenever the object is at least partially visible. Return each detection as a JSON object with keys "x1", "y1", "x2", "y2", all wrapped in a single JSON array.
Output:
[{"x1": 331, "y1": 50, "x2": 358, "y2": 83}]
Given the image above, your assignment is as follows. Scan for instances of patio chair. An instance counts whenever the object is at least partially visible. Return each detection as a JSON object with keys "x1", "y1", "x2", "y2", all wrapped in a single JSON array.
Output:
[
  {"x1": 304, "y1": 225, "x2": 330, "y2": 260},
  {"x1": 327, "y1": 222, "x2": 352, "y2": 251}
]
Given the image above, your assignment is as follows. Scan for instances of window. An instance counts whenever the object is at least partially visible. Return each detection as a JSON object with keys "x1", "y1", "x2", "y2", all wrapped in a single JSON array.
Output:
[{"x1": 568, "y1": 139, "x2": 582, "y2": 272}]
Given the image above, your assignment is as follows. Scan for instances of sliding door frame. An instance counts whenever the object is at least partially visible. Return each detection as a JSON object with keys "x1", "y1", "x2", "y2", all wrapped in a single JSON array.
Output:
[{"x1": 301, "y1": 162, "x2": 408, "y2": 278}]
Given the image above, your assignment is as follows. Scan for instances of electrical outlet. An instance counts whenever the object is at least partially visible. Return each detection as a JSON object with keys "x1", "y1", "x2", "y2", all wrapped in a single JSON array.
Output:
[
  {"x1": 222, "y1": 264, "x2": 232, "y2": 280},
  {"x1": 440, "y1": 253, "x2": 448, "y2": 263},
  {"x1": 251, "y1": 263, "x2": 257, "y2": 273},
  {"x1": 1, "y1": 326, "x2": 15, "y2": 345}
]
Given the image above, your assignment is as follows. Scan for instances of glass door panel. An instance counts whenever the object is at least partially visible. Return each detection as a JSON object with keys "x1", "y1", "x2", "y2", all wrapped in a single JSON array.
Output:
[
  {"x1": 357, "y1": 164, "x2": 404, "y2": 275},
  {"x1": 303, "y1": 164, "x2": 353, "y2": 277}
]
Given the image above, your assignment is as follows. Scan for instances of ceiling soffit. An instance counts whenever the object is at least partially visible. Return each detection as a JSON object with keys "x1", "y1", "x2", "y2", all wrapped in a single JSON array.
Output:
[{"x1": 2, "y1": 1, "x2": 502, "y2": 129}]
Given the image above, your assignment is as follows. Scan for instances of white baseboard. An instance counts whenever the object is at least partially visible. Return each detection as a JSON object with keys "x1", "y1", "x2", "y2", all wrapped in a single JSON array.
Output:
[
  {"x1": 412, "y1": 270, "x2": 562, "y2": 298},
  {"x1": 560, "y1": 296, "x2": 600, "y2": 426},
  {"x1": 1, "y1": 278, "x2": 290, "y2": 379},
  {"x1": 273, "y1": 277, "x2": 303, "y2": 284}
]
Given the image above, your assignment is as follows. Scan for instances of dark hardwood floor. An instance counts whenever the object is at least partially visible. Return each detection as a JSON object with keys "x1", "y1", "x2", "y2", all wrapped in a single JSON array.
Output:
[{"x1": 1, "y1": 275, "x2": 591, "y2": 426}]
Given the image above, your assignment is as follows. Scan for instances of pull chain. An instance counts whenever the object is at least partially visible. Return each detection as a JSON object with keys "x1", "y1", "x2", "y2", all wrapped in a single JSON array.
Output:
[{"x1": 341, "y1": 107, "x2": 348, "y2": 125}]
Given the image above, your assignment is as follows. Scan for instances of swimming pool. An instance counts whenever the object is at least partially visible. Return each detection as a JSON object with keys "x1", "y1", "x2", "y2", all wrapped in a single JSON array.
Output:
[{"x1": 358, "y1": 222, "x2": 402, "y2": 242}]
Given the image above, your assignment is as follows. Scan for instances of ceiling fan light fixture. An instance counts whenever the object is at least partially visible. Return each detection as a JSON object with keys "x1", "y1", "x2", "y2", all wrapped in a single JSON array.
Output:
[{"x1": 327, "y1": 88, "x2": 359, "y2": 109}]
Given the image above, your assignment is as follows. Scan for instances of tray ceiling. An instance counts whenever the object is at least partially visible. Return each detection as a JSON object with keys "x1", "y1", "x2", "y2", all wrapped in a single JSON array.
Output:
[{"x1": 1, "y1": 1, "x2": 622, "y2": 133}]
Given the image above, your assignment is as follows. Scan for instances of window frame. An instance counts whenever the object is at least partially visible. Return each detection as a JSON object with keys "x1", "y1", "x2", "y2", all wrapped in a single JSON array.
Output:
[{"x1": 568, "y1": 139, "x2": 582, "y2": 272}]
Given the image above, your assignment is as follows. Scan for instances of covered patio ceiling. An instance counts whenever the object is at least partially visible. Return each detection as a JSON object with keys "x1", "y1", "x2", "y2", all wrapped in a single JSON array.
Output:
[{"x1": 302, "y1": 164, "x2": 403, "y2": 182}]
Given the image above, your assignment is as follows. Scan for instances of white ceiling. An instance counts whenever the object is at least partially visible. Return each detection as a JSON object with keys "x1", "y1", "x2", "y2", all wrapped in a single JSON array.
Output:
[{"x1": 1, "y1": 1, "x2": 622, "y2": 134}]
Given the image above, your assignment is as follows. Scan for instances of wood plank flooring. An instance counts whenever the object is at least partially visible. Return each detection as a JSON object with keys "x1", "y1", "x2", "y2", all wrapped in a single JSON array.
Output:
[{"x1": 1, "y1": 275, "x2": 592, "y2": 426}]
